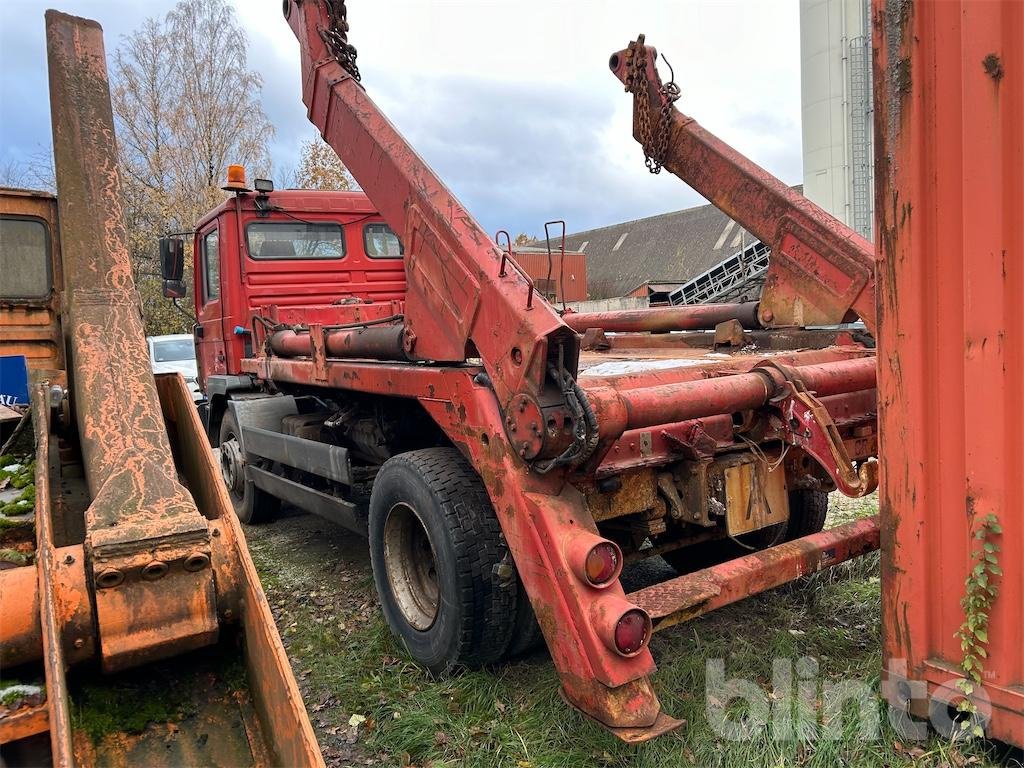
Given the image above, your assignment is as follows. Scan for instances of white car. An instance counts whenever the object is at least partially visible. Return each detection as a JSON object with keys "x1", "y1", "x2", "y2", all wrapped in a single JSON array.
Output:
[{"x1": 147, "y1": 333, "x2": 203, "y2": 402}]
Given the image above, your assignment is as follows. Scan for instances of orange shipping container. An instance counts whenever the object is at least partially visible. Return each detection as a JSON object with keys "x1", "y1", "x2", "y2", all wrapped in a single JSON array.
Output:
[{"x1": 875, "y1": 0, "x2": 1023, "y2": 746}]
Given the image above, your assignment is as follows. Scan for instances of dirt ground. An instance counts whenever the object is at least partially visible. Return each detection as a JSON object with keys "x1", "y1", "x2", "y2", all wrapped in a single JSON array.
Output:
[{"x1": 244, "y1": 508, "x2": 380, "y2": 766}]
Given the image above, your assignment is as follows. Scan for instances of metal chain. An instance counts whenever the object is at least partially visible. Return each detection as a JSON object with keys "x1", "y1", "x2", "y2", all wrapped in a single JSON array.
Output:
[
  {"x1": 321, "y1": 0, "x2": 361, "y2": 81},
  {"x1": 626, "y1": 37, "x2": 680, "y2": 174}
]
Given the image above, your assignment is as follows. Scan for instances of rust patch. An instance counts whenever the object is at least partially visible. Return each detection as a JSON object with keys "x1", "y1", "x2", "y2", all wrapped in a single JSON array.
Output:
[{"x1": 983, "y1": 53, "x2": 1004, "y2": 82}]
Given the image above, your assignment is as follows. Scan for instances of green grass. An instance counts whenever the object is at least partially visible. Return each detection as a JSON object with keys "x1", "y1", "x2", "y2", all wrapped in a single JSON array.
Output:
[{"x1": 247, "y1": 498, "x2": 1016, "y2": 768}]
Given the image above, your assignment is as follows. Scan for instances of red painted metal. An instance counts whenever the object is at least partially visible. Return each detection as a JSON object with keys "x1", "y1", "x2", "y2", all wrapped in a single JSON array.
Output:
[
  {"x1": 193, "y1": 190, "x2": 404, "y2": 386},
  {"x1": 631, "y1": 515, "x2": 880, "y2": 631},
  {"x1": 269, "y1": 325, "x2": 407, "y2": 361},
  {"x1": 562, "y1": 302, "x2": 760, "y2": 333},
  {"x1": 875, "y1": 0, "x2": 1023, "y2": 746},
  {"x1": 609, "y1": 40, "x2": 876, "y2": 334},
  {"x1": 588, "y1": 357, "x2": 876, "y2": 432},
  {"x1": 285, "y1": 2, "x2": 576, "y2": 415}
]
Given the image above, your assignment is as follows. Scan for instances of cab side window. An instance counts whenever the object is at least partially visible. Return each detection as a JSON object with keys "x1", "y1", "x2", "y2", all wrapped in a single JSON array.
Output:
[
  {"x1": 202, "y1": 228, "x2": 220, "y2": 302},
  {"x1": 363, "y1": 223, "x2": 404, "y2": 259}
]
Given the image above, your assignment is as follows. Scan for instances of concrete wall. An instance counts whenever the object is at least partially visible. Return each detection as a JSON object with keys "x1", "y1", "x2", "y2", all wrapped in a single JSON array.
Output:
[{"x1": 562, "y1": 296, "x2": 649, "y2": 313}]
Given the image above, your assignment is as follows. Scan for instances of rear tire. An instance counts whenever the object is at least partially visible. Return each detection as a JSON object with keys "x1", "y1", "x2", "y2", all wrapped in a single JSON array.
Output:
[
  {"x1": 503, "y1": 579, "x2": 546, "y2": 659},
  {"x1": 218, "y1": 410, "x2": 280, "y2": 525},
  {"x1": 662, "y1": 490, "x2": 829, "y2": 574},
  {"x1": 368, "y1": 448, "x2": 516, "y2": 673},
  {"x1": 785, "y1": 489, "x2": 829, "y2": 539}
]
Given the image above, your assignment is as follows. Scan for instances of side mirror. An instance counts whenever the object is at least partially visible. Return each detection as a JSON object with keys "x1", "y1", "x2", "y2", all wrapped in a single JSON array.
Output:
[
  {"x1": 159, "y1": 237, "x2": 186, "y2": 299},
  {"x1": 160, "y1": 237, "x2": 185, "y2": 281},
  {"x1": 162, "y1": 279, "x2": 187, "y2": 299}
]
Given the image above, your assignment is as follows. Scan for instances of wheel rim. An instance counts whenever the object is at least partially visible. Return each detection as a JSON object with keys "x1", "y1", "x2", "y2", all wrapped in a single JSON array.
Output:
[
  {"x1": 382, "y1": 502, "x2": 440, "y2": 631},
  {"x1": 220, "y1": 434, "x2": 245, "y2": 500}
]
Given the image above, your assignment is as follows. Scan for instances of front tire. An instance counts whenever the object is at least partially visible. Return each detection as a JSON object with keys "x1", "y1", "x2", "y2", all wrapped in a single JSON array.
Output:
[
  {"x1": 218, "y1": 410, "x2": 280, "y2": 525},
  {"x1": 368, "y1": 448, "x2": 516, "y2": 673}
]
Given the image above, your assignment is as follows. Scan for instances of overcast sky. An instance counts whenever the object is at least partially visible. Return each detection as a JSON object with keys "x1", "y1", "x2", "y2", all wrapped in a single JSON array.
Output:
[{"x1": 0, "y1": 0, "x2": 802, "y2": 237}]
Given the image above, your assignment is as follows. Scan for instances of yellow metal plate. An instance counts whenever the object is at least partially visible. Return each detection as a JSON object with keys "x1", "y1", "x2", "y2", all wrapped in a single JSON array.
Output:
[{"x1": 724, "y1": 460, "x2": 789, "y2": 535}]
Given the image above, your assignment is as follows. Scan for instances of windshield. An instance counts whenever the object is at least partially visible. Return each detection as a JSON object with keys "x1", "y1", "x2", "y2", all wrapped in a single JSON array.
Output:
[
  {"x1": 152, "y1": 338, "x2": 195, "y2": 363},
  {"x1": 246, "y1": 221, "x2": 345, "y2": 260}
]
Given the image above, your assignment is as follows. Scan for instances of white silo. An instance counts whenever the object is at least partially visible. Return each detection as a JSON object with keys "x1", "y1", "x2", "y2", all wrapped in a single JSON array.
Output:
[{"x1": 799, "y1": 0, "x2": 873, "y2": 239}]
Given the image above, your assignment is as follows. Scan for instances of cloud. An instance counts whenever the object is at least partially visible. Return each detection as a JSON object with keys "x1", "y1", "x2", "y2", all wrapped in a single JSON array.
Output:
[{"x1": 2, "y1": 0, "x2": 803, "y2": 237}]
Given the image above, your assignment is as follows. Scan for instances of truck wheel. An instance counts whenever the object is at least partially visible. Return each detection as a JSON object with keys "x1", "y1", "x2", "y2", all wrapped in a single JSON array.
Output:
[
  {"x1": 504, "y1": 584, "x2": 546, "y2": 659},
  {"x1": 663, "y1": 491, "x2": 829, "y2": 574},
  {"x1": 368, "y1": 448, "x2": 516, "y2": 673},
  {"x1": 218, "y1": 410, "x2": 280, "y2": 525},
  {"x1": 785, "y1": 489, "x2": 829, "y2": 540}
]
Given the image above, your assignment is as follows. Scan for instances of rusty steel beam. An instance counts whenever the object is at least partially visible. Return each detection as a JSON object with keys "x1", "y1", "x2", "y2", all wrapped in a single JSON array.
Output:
[
  {"x1": 587, "y1": 356, "x2": 877, "y2": 433},
  {"x1": 31, "y1": 383, "x2": 74, "y2": 765},
  {"x1": 630, "y1": 515, "x2": 880, "y2": 632},
  {"x1": 284, "y1": 0, "x2": 577, "y2": 415},
  {"x1": 154, "y1": 373, "x2": 326, "y2": 767},
  {"x1": 269, "y1": 325, "x2": 408, "y2": 361},
  {"x1": 609, "y1": 39, "x2": 876, "y2": 334},
  {"x1": 46, "y1": 10, "x2": 216, "y2": 673},
  {"x1": 562, "y1": 302, "x2": 761, "y2": 334}
]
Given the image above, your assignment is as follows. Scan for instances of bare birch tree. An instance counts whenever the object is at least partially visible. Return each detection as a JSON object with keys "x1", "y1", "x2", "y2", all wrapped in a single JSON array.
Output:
[{"x1": 111, "y1": 0, "x2": 273, "y2": 335}]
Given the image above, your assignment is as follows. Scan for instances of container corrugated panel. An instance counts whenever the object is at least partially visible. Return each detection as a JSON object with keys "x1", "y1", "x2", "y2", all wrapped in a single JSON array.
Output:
[
  {"x1": 874, "y1": 0, "x2": 1023, "y2": 746},
  {"x1": 512, "y1": 251, "x2": 588, "y2": 302}
]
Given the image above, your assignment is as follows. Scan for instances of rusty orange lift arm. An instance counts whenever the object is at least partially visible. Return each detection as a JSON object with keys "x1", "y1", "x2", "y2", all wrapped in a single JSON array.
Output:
[
  {"x1": 609, "y1": 37, "x2": 877, "y2": 335},
  {"x1": 284, "y1": 0, "x2": 579, "y2": 416}
]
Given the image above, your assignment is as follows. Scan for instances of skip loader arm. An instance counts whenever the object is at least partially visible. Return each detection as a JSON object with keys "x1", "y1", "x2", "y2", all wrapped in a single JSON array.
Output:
[
  {"x1": 285, "y1": 1, "x2": 580, "y2": 449},
  {"x1": 609, "y1": 37, "x2": 877, "y2": 335}
]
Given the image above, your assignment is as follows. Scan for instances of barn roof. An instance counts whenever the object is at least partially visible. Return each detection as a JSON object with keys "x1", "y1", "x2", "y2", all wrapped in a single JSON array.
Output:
[{"x1": 556, "y1": 186, "x2": 801, "y2": 298}]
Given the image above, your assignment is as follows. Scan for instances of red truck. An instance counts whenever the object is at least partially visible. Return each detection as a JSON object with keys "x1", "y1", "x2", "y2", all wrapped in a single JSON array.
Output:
[{"x1": 158, "y1": 2, "x2": 880, "y2": 740}]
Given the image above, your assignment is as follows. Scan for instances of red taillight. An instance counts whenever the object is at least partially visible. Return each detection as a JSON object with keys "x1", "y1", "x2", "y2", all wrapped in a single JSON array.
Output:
[
  {"x1": 614, "y1": 609, "x2": 651, "y2": 656},
  {"x1": 568, "y1": 536, "x2": 623, "y2": 589},
  {"x1": 584, "y1": 542, "x2": 620, "y2": 586}
]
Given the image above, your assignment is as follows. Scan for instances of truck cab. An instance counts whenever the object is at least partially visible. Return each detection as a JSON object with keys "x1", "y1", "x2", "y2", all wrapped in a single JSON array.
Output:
[{"x1": 185, "y1": 181, "x2": 406, "y2": 391}]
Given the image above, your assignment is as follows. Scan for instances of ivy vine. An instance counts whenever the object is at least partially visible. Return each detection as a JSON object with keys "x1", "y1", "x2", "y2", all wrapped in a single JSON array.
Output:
[{"x1": 953, "y1": 512, "x2": 1003, "y2": 739}]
